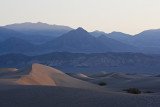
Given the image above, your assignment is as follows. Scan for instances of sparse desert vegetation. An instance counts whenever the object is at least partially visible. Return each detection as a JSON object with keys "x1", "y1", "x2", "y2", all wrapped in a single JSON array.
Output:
[
  {"x1": 123, "y1": 88, "x2": 141, "y2": 94},
  {"x1": 98, "y1": 82, "x2": 107, "y2": 86},
  {"x1": 144, "y1": 91, "x2": 154, "y2": 93}
]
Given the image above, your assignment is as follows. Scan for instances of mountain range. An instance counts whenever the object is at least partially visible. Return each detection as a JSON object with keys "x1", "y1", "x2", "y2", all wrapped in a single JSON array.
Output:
[
  {"x1": 3, "y1": 22, "x2": 73, "y2": 37},
  {"x1": 91, "y1": 29, "x2": 160, "y2": 54},
  {"x1": 0, "y1": 22, "x2": 73, "y2": 44},
  {"x1": 0, "y1": 52, "x2": 159, "y2": 68},
  {"x1": 41, "y1": 27, "x2": 135, "y2": 53},
  {"x1": 0, "y1": 22, "x2": 160, "y2": 54}
]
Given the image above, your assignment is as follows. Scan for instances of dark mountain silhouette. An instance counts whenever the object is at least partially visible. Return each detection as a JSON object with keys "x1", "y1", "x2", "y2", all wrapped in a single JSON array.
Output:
[
  {"x1": 0, "y1": 27, "x2": 55, "y2": 44},
  {"x1": 90, "y1": 30, "x2": 133, "y2": 44},
  {"x1": 21, "y1": 34, "x2": 56, "y2": 44},
  {"x1": 42, "y1": 27, "x2": 135, "y2": 53},
  {"x1": 3, "y1": 22, "x2": 73, "y2": 37},
  {"x1": 106, "y1": 32, "x2": 133, "y2": 43},
  {"x1": 0, "y1": 53, "x2": 30, "y2": 67},
  {"x1": 90, "y1": 30, "x2": 107, "y2": 37},
  {"x1": 1, "y1": 23, "x2": 160, "y2": 54},
  {"x1": 133, "y1": 29, "x2": 160, "y2": 47},
  {"x1": 42, "y1": 27, "x2": 111, "y2": 53},
  {"x1": 0, "y1": 37, "x2": 38, "y2": 54},
  {"x1": 91, "y1": 29, "x2": 160, "y2": 54},
  {"x1": 0, "y1": 27, "x2": 138, "y2": 55},
  {"x1": 131, "y1": 29, "x2": 160, "y2": 54},
  {"x1": 0, "y1": 27, "x2": 24, "y2": 42},
  {"x1": 97, "y1": 35, "x2": 137, "y2": 52},
  {"x1": 0, "y1": 52, "x2": 159, "y2": 68}
]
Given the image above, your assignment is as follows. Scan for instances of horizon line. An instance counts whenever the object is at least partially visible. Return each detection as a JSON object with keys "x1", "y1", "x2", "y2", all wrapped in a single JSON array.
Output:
[{"x1": 1, "y1": 21, "x2": 160, "y2": 35}]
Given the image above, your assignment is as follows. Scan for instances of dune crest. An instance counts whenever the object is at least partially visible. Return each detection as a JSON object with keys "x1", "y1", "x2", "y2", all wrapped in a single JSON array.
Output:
[
  {"x1": 16, "y1": 63, "x2": 103, "y2": 91},
  {"x1": 67, "y1": 73, "x2": 93, "y2": 80},
  {"x1": 16, "y1": 64, "x2": 67, "y2": 86}
]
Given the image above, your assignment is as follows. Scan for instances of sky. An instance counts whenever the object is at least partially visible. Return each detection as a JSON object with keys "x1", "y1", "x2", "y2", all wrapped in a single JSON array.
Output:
[{"x1": 0, "y1": 0, "x2": 160, "y2": 35}]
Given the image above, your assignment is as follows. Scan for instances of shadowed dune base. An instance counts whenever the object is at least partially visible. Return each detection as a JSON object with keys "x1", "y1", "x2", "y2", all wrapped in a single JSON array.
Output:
[
  {"x1": 0, "y1": 63, "x2": 160, "y2": 107},
  {"x1": 0, "y1": 85, "x2": 160, "y2": 107},
  {"x1": 87, "y1": 72, "x2": 160, "y2": 92}
]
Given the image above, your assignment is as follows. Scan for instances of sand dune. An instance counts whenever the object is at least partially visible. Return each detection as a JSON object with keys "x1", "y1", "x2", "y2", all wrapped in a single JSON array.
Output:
[
  {"x1": 0, "y1": 63, "x2": 160, "y2": 107},
  {"x1": 103, "y1": 72, "x2": 140, "y2": 79},
  {"x1": 0, "y1": 64, "x2": 159, "y2": 93},
  {"x1": 89, "y1": 71, "x2": 108, "y2": 78},
  {"x1": 67, "y1": 73, "x2": 94, "y2": 80},
  {"x1": 88, "y1": 72, "x2": 160, "y2": 92},
  {"x1": 0, "y1": 64, "x2": 104, "y2": 91}
]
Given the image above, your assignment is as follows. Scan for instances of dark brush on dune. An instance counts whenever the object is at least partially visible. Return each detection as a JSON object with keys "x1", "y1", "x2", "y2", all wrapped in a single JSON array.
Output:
[
  {"x1": 123, "y1": 88, "x2": 141, "y2": 94},
  {"x1": 98, "y1": 82, "x2": 107, "y2": 86}
]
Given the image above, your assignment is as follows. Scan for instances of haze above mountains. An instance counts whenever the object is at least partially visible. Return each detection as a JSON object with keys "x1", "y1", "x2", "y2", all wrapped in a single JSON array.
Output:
[{"x1": 1, "y1": 22, "x2": 160, "y2": 55}]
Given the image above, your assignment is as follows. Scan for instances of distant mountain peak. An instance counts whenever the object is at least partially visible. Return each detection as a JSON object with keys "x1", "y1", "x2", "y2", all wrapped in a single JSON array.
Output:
[
  {"x1": 3, "y1": 22, "x2": 73, "y2": 30},
  {"x1": 76, "y1": 27, "x2": 86, "y2": 31},
  {"x1": 90, "y1": 30, "x2": 107, "y2": 37},
  {"x1": 110, "y1": 31, "x2": 132, "y2": 36},
  {"x1": 93, "y1": 30, "x2": 106, "y2": 33},
  {"x1": 60, "y1": 27, "x2": 91, "y2": 38},
  {"x1": 37, "y1": 22, "x2": 45, "y2": 24},
  {"x1": 110, "y1": 31, "x2": 123, "y2": 34},
  {"x1": 137, "y1": 29, "x2": 160, "y2": 35},
  {"x1": 2, "y1": 22, "x2": 73, "y2": 38},
  {"x1": 67, "y1": 27, "x2": 90, "y2": 35}
]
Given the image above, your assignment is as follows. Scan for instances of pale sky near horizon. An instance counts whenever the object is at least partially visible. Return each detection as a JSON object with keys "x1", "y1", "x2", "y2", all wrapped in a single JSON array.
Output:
[{"x1": 0, "y1": 0, "x2": 160, "y2": 35}]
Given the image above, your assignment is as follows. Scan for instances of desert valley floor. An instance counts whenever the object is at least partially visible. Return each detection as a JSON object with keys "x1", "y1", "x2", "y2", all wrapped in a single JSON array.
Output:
[{"x1": 0, "y1": 63, "x2": 160, "y2": 107}]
